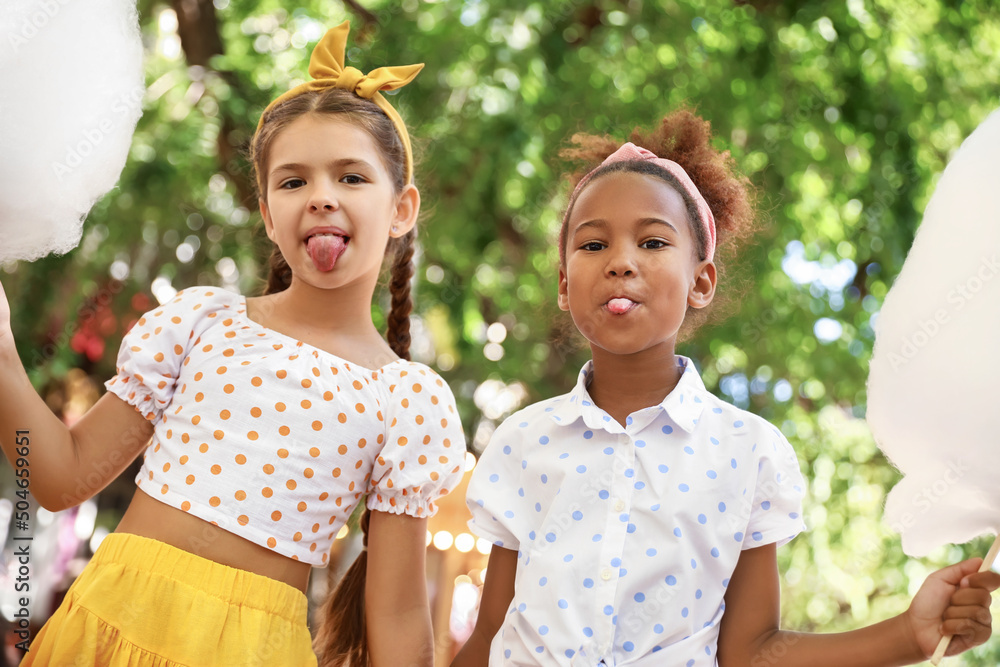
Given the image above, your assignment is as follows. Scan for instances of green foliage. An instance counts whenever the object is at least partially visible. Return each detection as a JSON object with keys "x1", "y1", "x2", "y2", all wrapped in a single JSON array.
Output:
[{"x1": 5, "y1": 1, "x2": 998, "y2": 661}]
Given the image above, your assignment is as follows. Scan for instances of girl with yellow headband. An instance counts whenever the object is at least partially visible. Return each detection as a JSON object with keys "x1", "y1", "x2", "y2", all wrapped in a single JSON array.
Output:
[
  {"x1": 453, "y1": 110, "x2": 998, "y2": 666},
  {"x1": 0, "y1": 21, "x2": 464, "y2": 666}
]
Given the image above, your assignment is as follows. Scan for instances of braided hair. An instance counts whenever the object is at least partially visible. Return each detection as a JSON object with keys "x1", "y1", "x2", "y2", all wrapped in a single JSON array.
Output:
[{"x1": 249, "y1": 86, "x2": 416, "y2": 667}]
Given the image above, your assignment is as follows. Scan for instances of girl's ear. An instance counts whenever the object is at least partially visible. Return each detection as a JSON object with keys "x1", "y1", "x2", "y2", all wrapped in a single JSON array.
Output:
[
  {"x1": 557, "y1": 267, "x2": 570, "y2": 312},
  {"x1": 389, "y1": 184, "x2": 420, "y2": 238},
  {"x1": 260, "y1": 198, "x2": 275, "y2": 242},
  {"x1": 687, "y1": 259, "x2": 717, "y2": 309}
]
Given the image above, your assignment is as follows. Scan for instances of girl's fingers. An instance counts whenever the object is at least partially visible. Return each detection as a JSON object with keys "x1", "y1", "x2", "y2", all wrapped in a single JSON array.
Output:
[
  {"x1": 933, "y1": 558, "x2": 984, "y2": 586},
  {"x1": 961, "y1": 570, "x2": 1000, "y2": 593},
  {"x1": 941, "y1": 620, "x2": 991, "y2": 649},
  {"x1": 940, "y1": 617, "x2": 993, "y2": 654},
  {"x1": 941, "y1": 604, "x2": 992, "y2": 626},
  {"x1": 949, "y1": 587, "x2": 995, "y2": 608}
]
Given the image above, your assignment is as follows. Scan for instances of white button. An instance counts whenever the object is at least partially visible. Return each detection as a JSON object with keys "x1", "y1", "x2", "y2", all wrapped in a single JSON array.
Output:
[
  {"x1": 601, "y1": 568, "x2": 612, "y2": 581},
  {"x1": 614, "y1": 499, "x2": 625, "y2": 512}
]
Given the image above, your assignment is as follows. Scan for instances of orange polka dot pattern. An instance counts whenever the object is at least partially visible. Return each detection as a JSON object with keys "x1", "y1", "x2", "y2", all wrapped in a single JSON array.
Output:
[{"x1": 105, "y1": 287, "x2": 466, "y2": 566}]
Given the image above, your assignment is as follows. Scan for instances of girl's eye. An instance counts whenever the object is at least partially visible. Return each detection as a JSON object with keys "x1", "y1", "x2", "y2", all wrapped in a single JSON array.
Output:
[
  {"x1": 641, "y1": 239, "x2": 668, "y2": 249},
  {"x1": 341, "y1": 174, "x2": 366, "y2": 185},
  {"x1": 581, "y1": 241, "x2": 605, "y2": 252},
  {"x1": 279, "y1": 178, "x2": 304, "y2": 189}
]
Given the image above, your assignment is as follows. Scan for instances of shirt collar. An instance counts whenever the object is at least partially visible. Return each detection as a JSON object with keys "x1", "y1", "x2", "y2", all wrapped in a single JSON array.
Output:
[{"x1": 547, "y1": 355, "x2": 708, "y2": 433}]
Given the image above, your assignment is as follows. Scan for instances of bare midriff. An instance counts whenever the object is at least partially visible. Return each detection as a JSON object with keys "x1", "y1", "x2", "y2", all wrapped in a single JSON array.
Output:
[{"x1": 114, "y1": 488, "x2": 311, "y2": 592}]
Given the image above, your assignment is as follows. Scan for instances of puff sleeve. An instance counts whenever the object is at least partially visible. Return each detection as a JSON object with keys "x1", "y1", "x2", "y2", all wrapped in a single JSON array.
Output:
[
  {"x1": 104, "y1": 287, "x2": 223, "y2": 422},
  {"x1": 464, "y1": 414, "x2": 529, "y2": 550},
  {"x1": 367, "y1": 364, "x2": 466, "y2": 517},
  {"x1": 742, "y1": 426, "x2": 807, "y2": 549}
]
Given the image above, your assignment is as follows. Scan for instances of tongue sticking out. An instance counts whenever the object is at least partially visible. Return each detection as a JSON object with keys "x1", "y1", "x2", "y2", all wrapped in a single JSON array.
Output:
[
  {"x1": 607, "y1": 298, "x2": 636, "y2": 314},
  {"x1": 307, "y1": 235, "x2": 347, "y2": 272}
]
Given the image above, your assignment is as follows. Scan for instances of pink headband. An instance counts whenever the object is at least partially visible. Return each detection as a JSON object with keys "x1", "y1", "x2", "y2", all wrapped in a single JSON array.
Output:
[{"x1": 566, "y1": 142, "x2": 716, "y2": 261}]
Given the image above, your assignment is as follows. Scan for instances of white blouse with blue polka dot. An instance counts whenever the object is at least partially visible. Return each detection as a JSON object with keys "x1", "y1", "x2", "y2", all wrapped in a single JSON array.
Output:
[{"x1": 467, "y1": 356, "x2": 806, "y2": 666}]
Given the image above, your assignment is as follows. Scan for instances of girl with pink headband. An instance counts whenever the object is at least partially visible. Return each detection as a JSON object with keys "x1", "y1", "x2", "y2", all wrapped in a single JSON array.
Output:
[{"x1": 453, "y1": 109, "x2": 998, "y2": 666}]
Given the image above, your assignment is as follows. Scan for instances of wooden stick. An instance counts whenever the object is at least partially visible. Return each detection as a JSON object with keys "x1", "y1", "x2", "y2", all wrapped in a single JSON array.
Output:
[{"x1": 930, "y1": 534, "x2": 1000, "y2": 665}]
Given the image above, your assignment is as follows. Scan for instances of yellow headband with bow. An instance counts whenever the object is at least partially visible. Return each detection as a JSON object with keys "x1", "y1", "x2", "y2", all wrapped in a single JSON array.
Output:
[{"x1": 256, "y1": 21, "x2": 423, "y2": 184}]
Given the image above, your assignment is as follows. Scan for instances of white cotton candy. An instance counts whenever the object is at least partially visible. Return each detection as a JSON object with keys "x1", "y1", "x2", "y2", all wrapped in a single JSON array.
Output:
[
  {"x1": 867, "y1": 108, "x2": 1000, "y2": 557},
  {"x1": 0, "y1": 0, "x2": 144, "y2": 264}
]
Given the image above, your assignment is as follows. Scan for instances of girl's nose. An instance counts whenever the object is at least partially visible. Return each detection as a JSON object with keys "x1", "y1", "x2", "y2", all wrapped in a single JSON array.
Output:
[
  {"x1": 606, "y1": 248, "x2": 637, "y2": 277},
  {"x1": 307, "y1": 184, "x2": 339, "y2": 212}
]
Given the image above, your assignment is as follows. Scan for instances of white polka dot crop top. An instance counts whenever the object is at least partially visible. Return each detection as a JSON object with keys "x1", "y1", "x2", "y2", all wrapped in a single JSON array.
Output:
[{"x1": 105, "y1": 286, "x2": 466, "y2": 566}]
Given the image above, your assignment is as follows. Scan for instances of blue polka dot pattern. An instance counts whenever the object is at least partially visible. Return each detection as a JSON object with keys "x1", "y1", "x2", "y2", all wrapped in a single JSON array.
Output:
[{"x1": 464, "y1": 356, "x2": 806, "y2": 664}]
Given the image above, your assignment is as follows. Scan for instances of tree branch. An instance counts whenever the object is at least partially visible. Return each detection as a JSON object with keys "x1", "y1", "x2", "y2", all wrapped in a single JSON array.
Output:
[{"x1": 341, "y1": 0, "x2": 379, "y2": 32}]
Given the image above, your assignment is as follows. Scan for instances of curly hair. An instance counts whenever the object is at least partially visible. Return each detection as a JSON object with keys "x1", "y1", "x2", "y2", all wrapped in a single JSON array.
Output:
[{"x1": 558, "y1": 108, "x2": 759, "y2": 340}]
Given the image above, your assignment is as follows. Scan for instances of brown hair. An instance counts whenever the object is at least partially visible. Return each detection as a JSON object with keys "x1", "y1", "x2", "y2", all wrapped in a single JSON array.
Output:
[
  {"x1": 559, "y1": 108, "x2": 758, "y2": 340},
  {"x1": 249, "y1": 87, "x2": 415, "y2": 666}
]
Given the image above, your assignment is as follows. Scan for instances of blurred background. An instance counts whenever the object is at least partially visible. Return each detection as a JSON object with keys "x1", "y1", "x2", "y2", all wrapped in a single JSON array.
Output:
[{"x1": 1, "y1": 0, "x2": 998, "y2": 664}]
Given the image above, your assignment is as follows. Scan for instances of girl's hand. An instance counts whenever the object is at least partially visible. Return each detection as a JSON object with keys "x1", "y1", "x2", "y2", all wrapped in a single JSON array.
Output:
[{"x1": 906, "y1": 557, "x2": 1000, "y2": 657}]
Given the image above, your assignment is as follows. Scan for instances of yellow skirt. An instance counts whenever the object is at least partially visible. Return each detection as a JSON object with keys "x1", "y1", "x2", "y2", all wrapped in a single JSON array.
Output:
[{"x1": 21, "y1": 532, "x2": 318, "y2": 667}]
